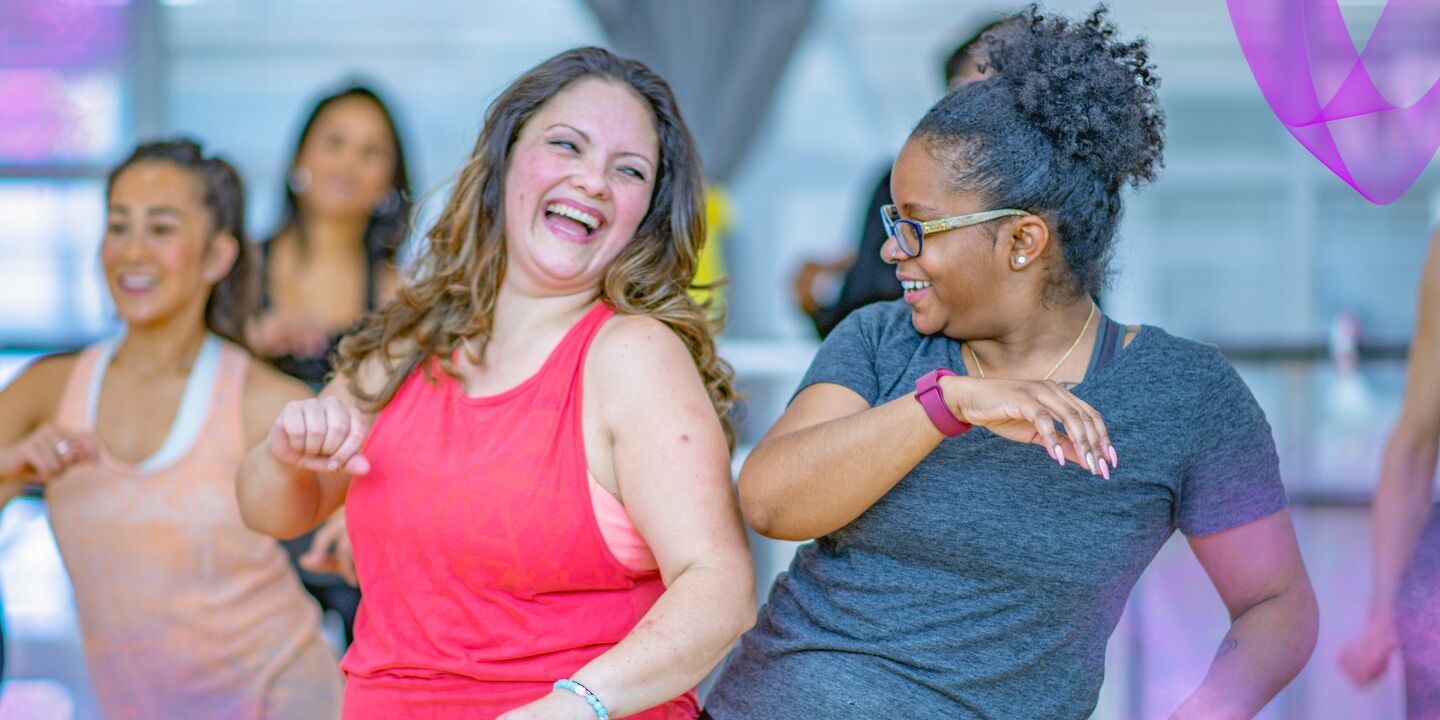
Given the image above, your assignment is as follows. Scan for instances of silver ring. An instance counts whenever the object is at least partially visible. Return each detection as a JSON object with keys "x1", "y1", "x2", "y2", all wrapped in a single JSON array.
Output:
[{"x1": 55, "y1": 440, "x2": 70, "y2": 457}]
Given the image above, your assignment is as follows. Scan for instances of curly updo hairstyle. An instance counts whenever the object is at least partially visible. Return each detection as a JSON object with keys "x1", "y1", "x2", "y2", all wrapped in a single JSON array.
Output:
[{"x1": 913, "y1": 4, "x2": 1164, "y2": 301}]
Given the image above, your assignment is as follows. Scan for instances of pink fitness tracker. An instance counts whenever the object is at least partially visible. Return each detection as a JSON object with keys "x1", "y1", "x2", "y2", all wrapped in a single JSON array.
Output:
[{"x1": 915, "y1": 368, "x2": 972, "y2": 437}]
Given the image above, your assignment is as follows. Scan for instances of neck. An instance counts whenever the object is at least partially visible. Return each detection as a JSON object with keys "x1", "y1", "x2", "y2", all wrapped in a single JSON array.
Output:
[
  {"x1": 966, "y1": 295, "x2": 1098, "y2": 381},
  {"x1": 113, "y1": 315, "x2": 210, "y2": 378},
  {"x1": 297, "y1": 213, "x2": 370, "y2": 258},
  {"x1": 488, "y1": 279, "x2": 598, "y2": 347}
]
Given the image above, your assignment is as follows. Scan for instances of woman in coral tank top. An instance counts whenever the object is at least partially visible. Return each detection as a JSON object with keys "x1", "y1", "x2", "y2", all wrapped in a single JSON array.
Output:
[
  {"x1": 0, "y1": 140, "x2": 342, "y2": 719},
  {"x1": 236, "y1": 47, "x2": 755, "y2": 720}
]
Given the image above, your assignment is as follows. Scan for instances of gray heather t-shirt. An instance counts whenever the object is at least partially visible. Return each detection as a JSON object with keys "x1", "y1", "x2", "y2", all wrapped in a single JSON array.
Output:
[{"x1": 706, "y1": 300, "x2": 1287, "y2": 720}]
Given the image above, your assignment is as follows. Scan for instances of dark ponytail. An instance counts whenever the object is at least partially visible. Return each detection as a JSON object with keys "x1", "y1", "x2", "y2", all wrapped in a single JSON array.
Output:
[{"x1": 107, "y1": 138, "x2": 258, "y2": 348}]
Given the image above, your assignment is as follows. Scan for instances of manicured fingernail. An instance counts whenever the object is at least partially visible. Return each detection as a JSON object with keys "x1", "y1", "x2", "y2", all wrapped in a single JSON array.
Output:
[
  {"x1": 1086, "y1": 452, "x2": 1096, "y2": 474},
  {"x1": 1107, "y1": 445, "x2": 1118, "y2": 468},
  {"x1": 328, "y1": 460, "x2": 340, "y2": 471},
  {"x1": 1054, "y1": 444, "x2": 1064, "y2": 467},
  {"x1": 1099, "y1": 458, "x2": 1110, "y2": 480}
]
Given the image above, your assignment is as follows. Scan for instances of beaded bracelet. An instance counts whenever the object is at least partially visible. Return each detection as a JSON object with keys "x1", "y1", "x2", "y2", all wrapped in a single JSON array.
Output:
[{"x1": 553, "y1": 679, "x2": 610, "y2": 720}]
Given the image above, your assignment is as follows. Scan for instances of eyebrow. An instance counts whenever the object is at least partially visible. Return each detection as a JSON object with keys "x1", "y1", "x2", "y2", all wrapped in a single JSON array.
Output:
[
  {"x1": 547, "y1": 123, "x2": 657, "y2": 170},
  {"x1": 106, "y1": 207, "x2": 184, "y2": 221},
  {"x1": 900, "y1": 202, "x2": 944, "y2": 217}
]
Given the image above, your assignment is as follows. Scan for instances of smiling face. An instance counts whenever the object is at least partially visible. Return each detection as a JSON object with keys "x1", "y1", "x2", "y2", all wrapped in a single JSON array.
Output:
[
  {"x1": 884, "y1": 138, "x2": 1011, "y2": 337},
  {"x1": 293, "y1": 94, "x2": 398, "y2": 220},
  {"x1": 500, "y1": 76, "x2": 659, "y2": 296},
  {"x1": 102, "y1": 161, "x2": 236, "y2": 331}
]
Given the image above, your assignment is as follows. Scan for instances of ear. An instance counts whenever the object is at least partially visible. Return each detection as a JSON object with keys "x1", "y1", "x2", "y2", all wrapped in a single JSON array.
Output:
[
  {"x1": 1001, "y1": 214, "x2": 1051, "y2": 272},
  {"x1": 203, "y1": 232, "x2": 240, "y2": 285}
]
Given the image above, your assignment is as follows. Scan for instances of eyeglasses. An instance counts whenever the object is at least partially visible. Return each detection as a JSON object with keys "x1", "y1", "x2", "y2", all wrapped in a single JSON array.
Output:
[{"x1": 880, "y1": 203, "x2": 1028, "y2": 258}]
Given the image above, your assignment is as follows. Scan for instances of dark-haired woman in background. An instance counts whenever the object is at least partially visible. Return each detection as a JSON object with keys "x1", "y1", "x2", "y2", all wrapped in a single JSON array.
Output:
[
  {"x1": 249, "y1": 84, "x2": 411, "y2": 385},
  {"x1": 249, "y1": 85, "x2": 413, "y2": 646},
  {"x1": 0, "y1": 140, "x2": 341, "y2": 718},
  {"x1": 706, "y1": 7, "x2": 1317, "y2": 719}
]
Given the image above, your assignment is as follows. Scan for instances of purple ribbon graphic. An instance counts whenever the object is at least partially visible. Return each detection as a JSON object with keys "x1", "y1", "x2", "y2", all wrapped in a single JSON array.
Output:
[{"x1": 1228, "y1": 0, "x2": 1440, "y2": 204}]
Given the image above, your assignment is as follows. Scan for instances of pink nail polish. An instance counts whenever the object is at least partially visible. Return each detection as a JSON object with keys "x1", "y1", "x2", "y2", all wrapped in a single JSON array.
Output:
[
  {"x1": 1099, "y1": 458, "x2": 1110, "y2": 480},
  {"x1": 1054, "y1": 444, "x2": 1064, "y2": 467},
  {"x1": 1107, "y1": 445, "x2": 1118, "y2": 468}
]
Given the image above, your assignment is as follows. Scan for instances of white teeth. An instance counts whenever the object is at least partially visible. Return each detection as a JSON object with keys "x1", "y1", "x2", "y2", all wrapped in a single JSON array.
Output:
[
  {"x1": 119, "y1": 274, "x2": 157, "y2": 290},
  {"x1": 901, "y1": 280, "x2": 932, "y2": 292},
  {"x1": 546, "y1": 202, "x2": 600, "y2": 232}
]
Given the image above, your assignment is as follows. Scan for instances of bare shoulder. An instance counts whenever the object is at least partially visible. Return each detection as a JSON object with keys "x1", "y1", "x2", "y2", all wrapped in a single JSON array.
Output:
[
  {"x1": 242, "y1": 358, "x2": 313, "y2": 446},
  {"x1": 588, "y1": 312, "x2": 709, "y2": 426},
  {"x1": 589, "y1": 313, "x2": 697, "y2": 382},
  {"x1": 243, "y1": 359, "x2": 312, "y2": 407}
]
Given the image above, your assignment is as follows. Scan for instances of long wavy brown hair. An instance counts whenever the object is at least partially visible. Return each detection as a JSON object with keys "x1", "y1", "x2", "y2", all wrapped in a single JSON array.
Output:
[{"x1": 335, "y1": 47, "x2": 736, "y2": 447}]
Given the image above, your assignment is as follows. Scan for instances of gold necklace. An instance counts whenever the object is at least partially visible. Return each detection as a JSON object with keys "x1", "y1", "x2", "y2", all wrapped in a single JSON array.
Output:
[{"x1": 968, "y1": 303, "x2": 1096, "y2": 381}]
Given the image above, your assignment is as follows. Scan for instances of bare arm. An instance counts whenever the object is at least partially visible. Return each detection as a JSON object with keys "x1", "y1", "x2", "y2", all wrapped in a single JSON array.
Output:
[
  {"x1": 739, "y1": 382, "x2": 944, "y2": 540},
  {"x1": 1374, "y1": 230, "x2": 1440, "y2": 609},
  {"x1": 740, "y1": 374, "x2": 1113, "y2": 541},
  {"x1": 0, "y1": 355, "x2": 97, "y2": 502},
  {"x1": 1341, "y1": 227, "x2": 1440, "y2": 684},
  {"x1": 0, "y1": 480, "x2": 23, "y2": 509},
  {"x1": 500, "y1": 316, "x2": 755, "y2": 720},
  {"x1": 235, "y1": 362, "x2": 374, "y2": 540},
  {"x1": 1171, "y1": 510, "x2": 1318, "y2": 719}
]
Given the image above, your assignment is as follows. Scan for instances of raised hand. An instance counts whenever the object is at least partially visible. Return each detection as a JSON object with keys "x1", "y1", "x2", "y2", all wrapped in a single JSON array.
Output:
[
  {"x1": 0, "y1": 423, "x2": 100, "y2": 483},
  {"x1": 942, "y1": 375, "x2": 1117, "y2": 478},
  {"x1": 267, "y1": 396, "x2": 371, "y2": 475}
]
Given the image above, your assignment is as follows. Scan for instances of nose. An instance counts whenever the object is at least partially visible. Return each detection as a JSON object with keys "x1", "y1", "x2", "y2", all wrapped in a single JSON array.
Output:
[
  {"x1": 880, "y1": 232, "x2": 904, "y2": 266},
  {"x1": 112, "y1": 232, "x2": 147, "y2": 261},
  {"x1": 570, "y1": 158, "x2": 610, "y2": 200}
]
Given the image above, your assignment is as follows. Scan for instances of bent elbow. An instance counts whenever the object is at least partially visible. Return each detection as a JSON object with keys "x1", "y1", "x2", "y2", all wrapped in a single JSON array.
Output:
[
  {"x1": 1295, "y1": 583, "x2": 1321, "y2": 665},
  {"x1": 235, "y1": 484, "x2": 303, "y2": 541},
  {"x1": 730, "y1": 600, "x2": 757, "y2": 642},
  {"x1": 736, "y1": 464, "x2": 779, "y2": 537},
  {"x1": 722, "y1": 572, "x2": 758, "y2": 646},
  {"x1": 738, "y1": 486, "x2": 812, "y2": 542}
]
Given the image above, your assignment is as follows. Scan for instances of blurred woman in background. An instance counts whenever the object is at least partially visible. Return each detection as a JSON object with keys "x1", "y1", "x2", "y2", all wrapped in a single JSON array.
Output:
[
  {"x1": 1343, "y1": 225, "x2": 1440, "y2": 719},
  {"x1": 0, "y1": 139, "x2": 341, "y2": 719},
  {"x1": 249, "y1": 84, "x2": 414, "y2": 646},
  {"x1": 249, "y1": 84, "x2": 412, "y2": 386}
]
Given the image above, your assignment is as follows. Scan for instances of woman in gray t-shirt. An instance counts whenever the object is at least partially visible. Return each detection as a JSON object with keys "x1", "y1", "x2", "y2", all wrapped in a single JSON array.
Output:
[{"x1": 705, "y1": 7, "x2": 1318, "y2": 720}]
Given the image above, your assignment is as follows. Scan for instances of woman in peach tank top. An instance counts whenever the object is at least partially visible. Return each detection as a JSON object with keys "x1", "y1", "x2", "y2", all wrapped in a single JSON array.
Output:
[
  {"x1": 237, "y1": 48, "x2": 755, "y2": 720},
  {"x1": 0, "y1": 140, "x2": 341, "y2": 719}
]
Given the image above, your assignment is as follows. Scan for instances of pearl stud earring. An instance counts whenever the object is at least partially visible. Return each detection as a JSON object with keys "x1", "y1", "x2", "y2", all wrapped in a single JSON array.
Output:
[{"x1": 1016, "y1": 255, "x2": 1027, "y2": 265}]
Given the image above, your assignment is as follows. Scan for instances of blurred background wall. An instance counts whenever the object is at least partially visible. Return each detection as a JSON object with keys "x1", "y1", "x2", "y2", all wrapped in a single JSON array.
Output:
[{"x1": 1, "y1": 1, "x2": 1437, "y2": 718}]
